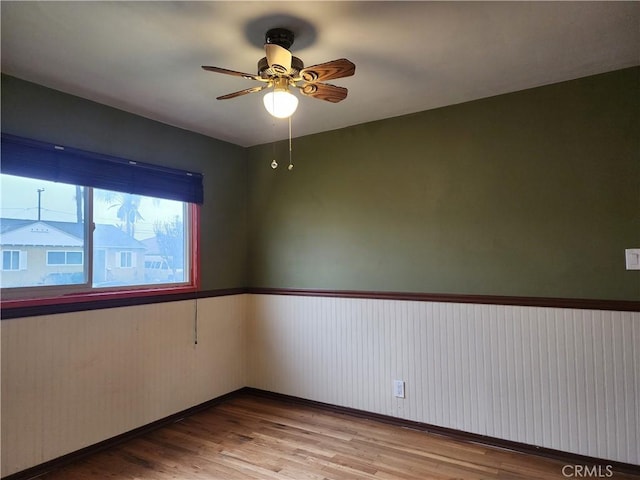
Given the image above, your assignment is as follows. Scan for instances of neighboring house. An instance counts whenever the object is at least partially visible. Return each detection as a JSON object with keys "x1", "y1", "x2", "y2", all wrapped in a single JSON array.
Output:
[
  {"x1": 0, "y1": 218, "x2": 146, "y2": 287},
  {"x1": 93, "y1": 222, "x2": 147, "y2": 285},
  {"x1": 140, "y1": 236, "x2": 173, "y2": 283}
]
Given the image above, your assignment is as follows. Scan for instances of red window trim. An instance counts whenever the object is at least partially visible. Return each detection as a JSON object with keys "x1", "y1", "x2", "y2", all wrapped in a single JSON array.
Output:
[{"x1": 1, "y1": 204, "x2": 201, "y2": 312}]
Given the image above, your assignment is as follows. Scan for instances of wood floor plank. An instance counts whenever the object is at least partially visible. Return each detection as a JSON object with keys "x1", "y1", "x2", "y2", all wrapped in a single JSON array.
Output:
[{"x1": 36, "y1": 393, "x2": 640, "y2": 480}]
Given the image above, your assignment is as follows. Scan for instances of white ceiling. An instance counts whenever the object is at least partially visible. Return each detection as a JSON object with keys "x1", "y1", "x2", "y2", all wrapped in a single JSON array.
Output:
[{"x1": 2, "y1": 1, "x2": 638, "y2": 147}]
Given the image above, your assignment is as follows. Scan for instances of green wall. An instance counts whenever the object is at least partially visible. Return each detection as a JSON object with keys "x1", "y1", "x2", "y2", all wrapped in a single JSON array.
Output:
[
  {"x1": 1, "y1": 74, "x2": 248, "y2": 290},
  {"x1": 3, "y1": 68, "x2": 638, "y2": 300},
  {"x1": 247, "y1": 67, "x2": 640, "y2": 300}
]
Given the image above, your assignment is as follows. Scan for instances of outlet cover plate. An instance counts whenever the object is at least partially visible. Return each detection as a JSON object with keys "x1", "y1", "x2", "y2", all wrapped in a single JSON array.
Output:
[
  {"x1": 625, "y1": 249, "x2": 640, "y2": 270},
  {"x1": 393, "y1": 380, "x2": 405, "y2": 398}
]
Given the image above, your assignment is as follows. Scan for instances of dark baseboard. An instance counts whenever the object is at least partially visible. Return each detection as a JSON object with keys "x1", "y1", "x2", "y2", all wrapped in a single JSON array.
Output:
[
  {"x1": 1, "y1": 388, "x2": 244, "y2": 480},
  {"x1": 4, "y1": 387, "x2": 639, "y2": 479},
  {"x1": 243, "y1": 388, "x2": 640, "y2": 477}
]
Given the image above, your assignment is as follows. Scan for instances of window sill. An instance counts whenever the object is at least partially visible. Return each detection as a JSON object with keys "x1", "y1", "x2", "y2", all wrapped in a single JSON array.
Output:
[{"x1": 1, "y1": 284, "x2": 202, "y2": 319}]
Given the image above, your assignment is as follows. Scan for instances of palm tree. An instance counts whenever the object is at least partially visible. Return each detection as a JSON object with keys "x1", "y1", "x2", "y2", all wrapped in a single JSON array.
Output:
[
  {"x1": 154, "y1": 216, "x2": 184, "y2": 280},
  {"x1": 96, "y1": 191, "x2": 144, "y2": 237},
  {"x1": 74, "y1": 186, "x2": 84, "y2": 224}
]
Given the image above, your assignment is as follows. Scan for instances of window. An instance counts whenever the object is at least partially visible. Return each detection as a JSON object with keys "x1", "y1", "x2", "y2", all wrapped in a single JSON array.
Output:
[
  {"x1": 46, "y1": 251, "x2": 84, "y2": 266},
  {"x1": 1, "y1": 134, "x2": 202, "y2": 305},
  {"x1": 2, "y1": 250, "x2": 24, "y2": 271},
  {"x1": 118, "y1": 251, "x2": 133, "y2": 268},
  {"x1": 67, "y1": 251, "x2": 83, "y2": 265}
]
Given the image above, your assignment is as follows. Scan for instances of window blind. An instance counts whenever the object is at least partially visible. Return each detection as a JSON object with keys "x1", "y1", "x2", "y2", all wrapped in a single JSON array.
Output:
[{"x1": 1, "y1": 134, "x2": 204, "y2": 204}]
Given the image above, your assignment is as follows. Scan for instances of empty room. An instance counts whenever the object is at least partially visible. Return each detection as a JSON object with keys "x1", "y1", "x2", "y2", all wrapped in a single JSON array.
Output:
[{"x1": 1, "y1": 2, "x2": 639, "y2": 479}]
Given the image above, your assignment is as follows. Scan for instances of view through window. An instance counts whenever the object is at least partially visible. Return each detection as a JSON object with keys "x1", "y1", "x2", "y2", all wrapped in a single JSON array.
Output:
[{"x1": 0, "y1": 174, "x2": 189, "y2": 294}]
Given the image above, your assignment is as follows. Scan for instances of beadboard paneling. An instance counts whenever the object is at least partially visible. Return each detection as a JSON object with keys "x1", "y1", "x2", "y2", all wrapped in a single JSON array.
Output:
[
  {"x1": 0, "y1": 295, "x2": 246, "y2": 477},
  {"x1": 4, "y1": 292, "x2": 638, "y2": 476},
  {"x1": 246, "y1": 294, "x2": 640, "y2": 465}
]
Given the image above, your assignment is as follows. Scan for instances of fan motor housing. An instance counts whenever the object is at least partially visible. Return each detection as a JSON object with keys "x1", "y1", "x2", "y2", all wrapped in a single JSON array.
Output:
[{"x1": 258, "y1": 56, "x2": 304, "y2": 78}]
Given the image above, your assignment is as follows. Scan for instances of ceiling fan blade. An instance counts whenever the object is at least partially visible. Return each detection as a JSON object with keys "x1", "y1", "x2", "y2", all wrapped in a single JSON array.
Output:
[
  {"x1": 201, "y1": 65, "x2": 265, "y2": 82},
  {"x1": 264, "y1": 44, "x2": 292, "y2": 75},
  {"x1": 298, "y1": 59, "x2": 355, "y2": 83},
  {"x1": 298, "y1": 82, "x2": 348, "y2": 103},
  {"x1": 216, "y1": 85, "x2": 268, "y2": 100}
]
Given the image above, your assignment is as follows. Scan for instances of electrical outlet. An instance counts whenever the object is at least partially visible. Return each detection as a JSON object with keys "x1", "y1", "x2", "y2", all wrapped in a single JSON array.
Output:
[{"x1": 393, "y1": 380, "x2": 405, "y2": 398}]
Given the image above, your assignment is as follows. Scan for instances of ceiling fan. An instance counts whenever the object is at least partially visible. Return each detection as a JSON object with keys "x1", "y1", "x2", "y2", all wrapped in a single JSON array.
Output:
[{"x1": 202, "y1": 28, "x2": 355, "y2": 118}]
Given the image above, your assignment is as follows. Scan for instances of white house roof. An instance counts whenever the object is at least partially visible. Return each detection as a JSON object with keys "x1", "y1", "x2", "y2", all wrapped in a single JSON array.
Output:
[
  {"x1": 0, "y1": 218, "x2": 147, "y2": 250},
  {"x1": 0, "y1": 220, "x2": 83, "y2": 247}
]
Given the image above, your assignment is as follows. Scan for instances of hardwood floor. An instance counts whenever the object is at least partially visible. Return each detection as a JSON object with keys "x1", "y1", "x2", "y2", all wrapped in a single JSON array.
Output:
[{"x1": 37, "y1": 393, "x2": 639, "y2": 480}]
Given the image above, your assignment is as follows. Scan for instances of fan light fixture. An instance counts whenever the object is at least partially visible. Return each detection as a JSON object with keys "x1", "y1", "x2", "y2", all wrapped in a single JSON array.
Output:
[
  {"x1": 202, "y1": 27, "x2": 355, "y2": 166},
  {"x1": 202, "y1": 27, "x2": 355, "y2": 120},
  {"x1": 263, "y1": 78, "x2": 298, "y2": 118},
  {"x1": 202, "y1": 26, "x2": 356, "y2": 170}
]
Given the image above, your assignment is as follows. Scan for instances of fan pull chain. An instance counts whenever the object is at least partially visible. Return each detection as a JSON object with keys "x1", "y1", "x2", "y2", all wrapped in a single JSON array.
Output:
[
  {"x1": 270, "y1": 115, "x2": 278, "y2": 169},
  {"x1": 269, "y1": 115, "x2": 293, "y2": 170},
  {"x1": 288, "y1": 116, "x2": 294, "y2": 171}
]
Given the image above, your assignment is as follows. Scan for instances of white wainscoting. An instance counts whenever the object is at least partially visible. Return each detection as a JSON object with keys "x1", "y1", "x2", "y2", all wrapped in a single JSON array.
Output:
[
  {"x1": 246, "y1": 294, "x2": 640, "y2": 465},
  {"x1": 1, "y1": 295, "x2": 246, "y2": 477},
  {"x1": 3, "y1": 293, "x2": 638, "y2": 476}
]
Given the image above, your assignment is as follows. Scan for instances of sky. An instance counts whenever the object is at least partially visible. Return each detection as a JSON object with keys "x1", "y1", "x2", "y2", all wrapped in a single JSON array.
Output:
[{"x1": 0, "y1": 174, "x2": 184, "y2": 240}]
